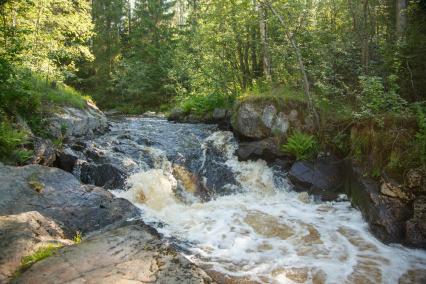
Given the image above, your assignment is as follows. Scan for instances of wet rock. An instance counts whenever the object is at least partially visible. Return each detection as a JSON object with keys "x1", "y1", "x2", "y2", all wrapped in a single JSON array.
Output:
[
  {"x1": 80, "y1": 163, "x2": 126, "y2": 189},
  {"x1": 237, "y1": 138, "x2": 285, "y2": 162},
  {"x1": 47, "y1": 102, "x2": 107, "y2": 139},
  {"x1": 346, "y1": 166, "x2": 412, "y2": 244},
  {"x1": 405, "y1": 219, "x2": 426, "y2": 248},
  {"x1": 32, "y1": 138, "x2": 56, "y2": 166},
  {"x1": 0, "y1": 211, "x2": 72, "y2": 283},
  {"x1": 0, "y1": 164, "x2": 140, "y2": 237},
  {"x1": 13, "y1": 220, "x2": 213, "y2": 284},
  {"x1": 54, "y1": 148, "x2": 78, "y2": 172},
  {"x1": 168, "y1": 107, "x2": 185, "y2": 122},
  {"x1": 288, "y1": 157, "x2": 345, "y2": 201},
  {"x1": 405, "y1": 196, "x2": 426, "y2": 248}
]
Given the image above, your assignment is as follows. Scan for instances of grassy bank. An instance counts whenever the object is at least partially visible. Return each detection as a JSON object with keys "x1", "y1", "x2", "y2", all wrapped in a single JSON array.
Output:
[{"x1": 0, "y1": 67, "x2": 92, "y2": 164}]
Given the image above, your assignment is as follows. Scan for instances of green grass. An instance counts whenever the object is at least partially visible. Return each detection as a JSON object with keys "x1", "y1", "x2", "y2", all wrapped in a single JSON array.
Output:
[
  {"x1": 0, "y1": 68, "x2": 94, "y2": 164},
  {"x1": 30, "y1": 74, "x2": 91, "y2": 110},
  {"x1": 14, "y1": 244, "x2": 62, "y2": 277}
]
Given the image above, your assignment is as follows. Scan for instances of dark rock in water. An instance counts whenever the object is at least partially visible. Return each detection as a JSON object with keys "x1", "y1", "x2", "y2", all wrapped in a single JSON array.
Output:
[
  {"x1": 13, "y1": 220, "x2": 213, "y2": 284},
  {"x1": 405, "y1": 196, "x2": 426, "y2": 248},
  {"x1": 80, "y1": 163, "x2": 126, "y2": 189},
  {"x1": 346, "y1": 166, "x2": 412, "y2": 244},
  {"x1": 54, "y1": 148, "x2": 78, "y2": 172},
  {"x1": 0, "y1": 211, "x2": 73, "y2": 283},
  {"x1": 288, "y1": 156, "x2": 344, "y2": 201},
  {"x1": 237, "y1": 138, "x2": 285, "y2": 162},
  {"x1": 0, "y1": 164, "x2": 139, "y2": 238},
  {"x1": 168, "y1": 107, "x2": 185, "y2": 122},
  {"x1": 406, "y1": 219, "x2": 426, "y2": 248},
  {"x1": 32, "y1": 137, "x2": 56, "y2": 166}
]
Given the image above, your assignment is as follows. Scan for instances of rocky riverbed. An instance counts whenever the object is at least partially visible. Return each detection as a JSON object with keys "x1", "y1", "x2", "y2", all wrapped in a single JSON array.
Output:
[{"x1": 1, "y1": 104, "x2": 426, "y2": 283}]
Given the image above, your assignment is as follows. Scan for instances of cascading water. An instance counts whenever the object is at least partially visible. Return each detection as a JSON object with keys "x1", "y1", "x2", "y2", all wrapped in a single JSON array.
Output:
[{"x1": 76, "y1": 116, "x2": 426, "y2": 283}]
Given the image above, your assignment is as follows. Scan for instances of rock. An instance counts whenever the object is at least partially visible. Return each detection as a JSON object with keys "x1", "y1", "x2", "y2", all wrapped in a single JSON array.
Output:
[
  {"x1": 237, "y1": 138, "x2": 285, "y2": 162},
  {"x1": 232, "y1": 102, "x2": 271, "y2": 139},
  {"x1": 413, "y1": 196, "x2": 426, "y2": 220},
  {"x1": 232, "y1": 99, "x2": 310, "y2": 140},
  {"x1": 380, "y1": 181, "x2": 413, "y2": 200},
  {"x1": 31, "y1": 138, "x2": 56, "y2": 166},
  {"x1": 405, "y1": 219, "x2": 426, "y2": 248},
  {"x1": 0, "y1": 164, "x2": 140, "y2": 237},
  {"x1": 406, "y1": 168, "x2": 424, "y2": 189},
  {"x1": 13, "y1": 220, "x2": 213, "y2": 284},
  {"x1": 346, "y1": 166, "x2": 412, "y2": 244},
  {"x1": 168, "y1": 107, "x2": 185, "y2": 122},
  {"x1": 0, "y1": 211, "x2": 73, "y2": 283},
  {"x1": 212, "y1": 108, "x2": 228, "y2": 120},
  {"x1": 80, "y1": 163, "x2": 126, "y2": 189},
  {"x1": 288, "y1": 157, "x2": 345, "y2": 201},
  {"x1": 54, "y1": 148, "x2": 78, "y2": 172},
  {"x1": 405, "y1": 196, "x2": 426, "y2": 248},
  {"x1": 47, "y1": 102, "x2": 107, "y2": 139}
]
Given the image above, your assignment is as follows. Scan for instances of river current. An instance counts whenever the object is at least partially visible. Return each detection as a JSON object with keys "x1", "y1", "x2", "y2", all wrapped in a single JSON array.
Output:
[{"x1": 78, "y1": 116, "x2": 426, "y2": 283}]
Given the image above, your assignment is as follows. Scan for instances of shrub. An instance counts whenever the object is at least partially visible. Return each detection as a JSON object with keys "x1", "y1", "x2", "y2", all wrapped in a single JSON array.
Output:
[
  {"x1": 282, "y1": 131, "x2": 319, "y2": 161},
  {"x1": 0, "y1": 120, "x2": 30, "y2": 164},
  {"x1": 179, "y1": 92, "x2": 234, "y2": 115},
  {"x1": 355, "y1": 75, "x2": 407, "y2": 118}
]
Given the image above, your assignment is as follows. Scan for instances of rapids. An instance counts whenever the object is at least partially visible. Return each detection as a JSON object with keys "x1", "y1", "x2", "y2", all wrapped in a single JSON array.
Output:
[{"x1": 90, "y1": 116, "x2": 425, "y2": 284}]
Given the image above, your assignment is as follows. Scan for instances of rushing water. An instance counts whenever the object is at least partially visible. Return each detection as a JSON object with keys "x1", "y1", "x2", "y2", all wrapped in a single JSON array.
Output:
[{"x1": 82, "y1": 116, "x2": 426, "y2": 283}]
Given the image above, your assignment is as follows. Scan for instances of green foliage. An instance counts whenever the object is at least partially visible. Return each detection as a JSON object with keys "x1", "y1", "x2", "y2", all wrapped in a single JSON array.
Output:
[
  {"x1": 355, "y1": 75, "x2": 407, "y2": 118},
  {"x1": 0, "y1": 120, "x2": 30, "y2": 164},
  {"x1": 179, "y1": 93, "x2": 235, "y2": 115},
  {"x1": 282, "y1": 131, "x2": 319, "y2": 161}
]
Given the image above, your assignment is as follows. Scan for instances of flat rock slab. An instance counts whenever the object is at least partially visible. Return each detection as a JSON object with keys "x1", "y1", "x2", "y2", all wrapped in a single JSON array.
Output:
[
  {"x1": 0, "y1": 211, "x2": 72, "y2": 282},
  {"x1": 0, "y1": 164, "x2": 140, "y2": 237},
  {"x1": 13, "y1": 221, "x2": 214, "y2": 284}
]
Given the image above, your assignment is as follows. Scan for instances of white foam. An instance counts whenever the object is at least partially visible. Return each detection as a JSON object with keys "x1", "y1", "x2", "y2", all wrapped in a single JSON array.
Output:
[{"x1": 112, "y1": 131, "x2": 426, "y2": 283}]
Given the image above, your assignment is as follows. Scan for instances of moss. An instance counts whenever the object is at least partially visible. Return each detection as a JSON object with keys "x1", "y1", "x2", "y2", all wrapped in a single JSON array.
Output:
[
  {"x1": 14, "y1": 244, "x2": 62, "y2": 277},
  {"x1": 27, "y1": 173, "x2": 45, "y2": 193}
]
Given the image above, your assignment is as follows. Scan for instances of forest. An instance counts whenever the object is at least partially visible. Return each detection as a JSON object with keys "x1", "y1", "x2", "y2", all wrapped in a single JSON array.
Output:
[{"x1": 1, "y1": 0, "x2": 426, "y2": 166}]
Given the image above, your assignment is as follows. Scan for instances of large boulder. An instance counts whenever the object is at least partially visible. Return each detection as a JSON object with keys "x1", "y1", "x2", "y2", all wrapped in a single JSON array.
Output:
[
  {"x1": 288, "y1": 156, "x2": 345, "y2": 201},
  {"x1": 346, "y1": 166, "x2": 413, "y2": 244},
  {"x1": 232, "y1": 99, "x2": 311, "y2": 140},
  {"x1": 47, "y1": 102, "x2": 108, "y2": 139},
  {"x1": 13, "y1": 220, "x2": 214, "y2": 284},
  {"x1": 0, "y1": 163, "x2": 140, "y2": 237},
  {"x1": 0, "y1": 211, "x2": 73, "y2": 282}
]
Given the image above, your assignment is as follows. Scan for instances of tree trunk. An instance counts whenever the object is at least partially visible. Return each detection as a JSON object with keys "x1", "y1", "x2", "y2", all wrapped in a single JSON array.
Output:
[
  {"x1": 255, "y1": 0, "x2": 272, "y2": 81},
  {"x1": 396, "y1": 0, "x2": 407, "y2": 38}
]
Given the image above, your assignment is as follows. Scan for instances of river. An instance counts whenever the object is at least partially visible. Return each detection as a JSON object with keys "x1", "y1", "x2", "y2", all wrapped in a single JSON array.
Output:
[{"x1": 73, "y1": 116, "x2": 426, "y2": 283}]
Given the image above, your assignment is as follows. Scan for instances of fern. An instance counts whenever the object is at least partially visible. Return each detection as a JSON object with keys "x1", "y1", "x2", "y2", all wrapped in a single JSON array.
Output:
[{"x1": 281, "y1": 131, "x2": 318, "y2": 161}]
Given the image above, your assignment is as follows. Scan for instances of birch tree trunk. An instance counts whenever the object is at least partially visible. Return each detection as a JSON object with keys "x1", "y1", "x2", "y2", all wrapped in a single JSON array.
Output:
[
  {"x1": 254, "y1": 0, "x2": 272, "y2": 81},
  {"x1": 261, "y1": 0, "x2": 320, "y2": 129}
]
